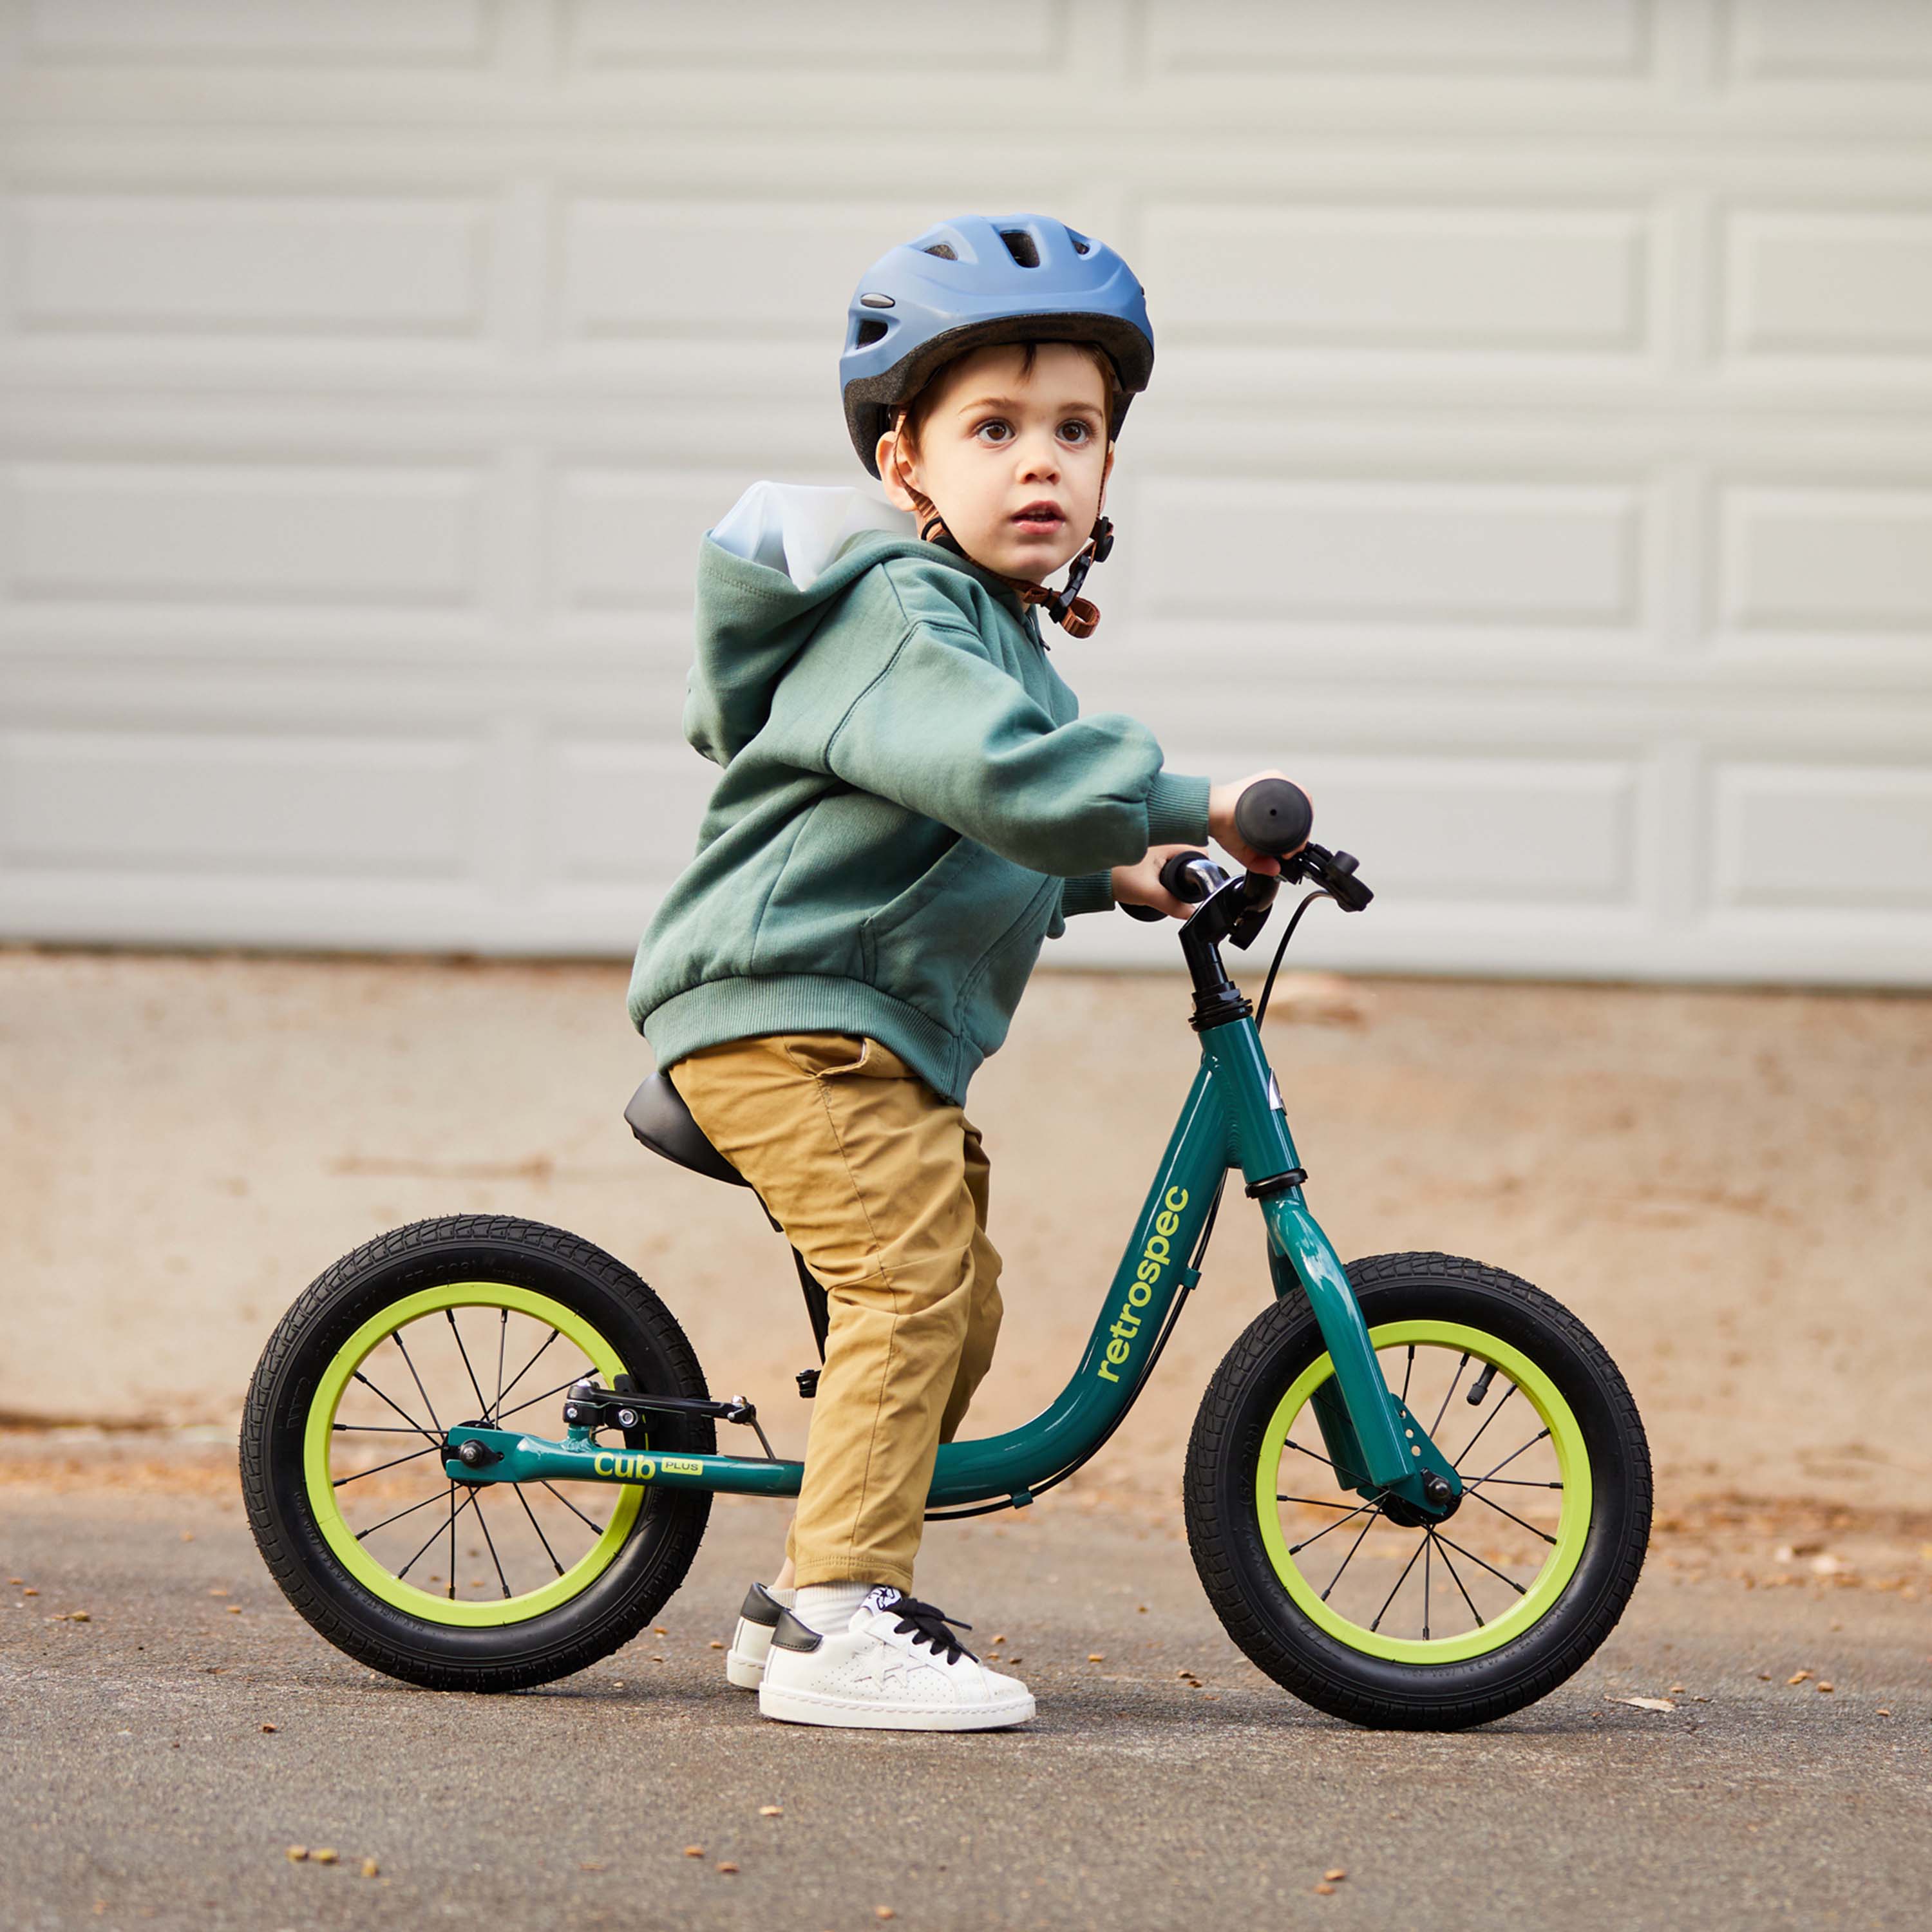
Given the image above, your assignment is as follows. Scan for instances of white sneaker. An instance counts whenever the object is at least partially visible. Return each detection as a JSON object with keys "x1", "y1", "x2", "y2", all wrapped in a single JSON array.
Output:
[
  {"x1": 725, "y1": 1581, "x2": 791, "y2": 1690},
  {"x1": 757, "y1": 1586, "x2": 1034, "y2": 1732}
]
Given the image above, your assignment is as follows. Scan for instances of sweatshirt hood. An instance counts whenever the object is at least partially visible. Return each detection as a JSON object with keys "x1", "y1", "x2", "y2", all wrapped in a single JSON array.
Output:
[{"x1": 687, "y1": 480, "x2": 1027, "y2": 765}]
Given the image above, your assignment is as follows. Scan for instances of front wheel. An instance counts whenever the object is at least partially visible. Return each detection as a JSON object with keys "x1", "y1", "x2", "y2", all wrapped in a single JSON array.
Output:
[
  {"x1": 241, "y1": 1213, "x2": 714, "y2": 1692},
  {"x1": 1185, "y1": 1252, "x2": 1649, "y2": 1729}
]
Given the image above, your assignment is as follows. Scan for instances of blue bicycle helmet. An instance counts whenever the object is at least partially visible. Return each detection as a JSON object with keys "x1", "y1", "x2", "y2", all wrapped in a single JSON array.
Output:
[{"x1": 840, "y1": 213, "x2": 1154, "y2": 478}]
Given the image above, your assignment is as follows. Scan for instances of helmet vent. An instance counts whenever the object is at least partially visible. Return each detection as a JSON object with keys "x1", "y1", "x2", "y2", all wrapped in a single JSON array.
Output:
[
  {"x1": 1070, "y1": 234, "x2": 1091, "y2": 255},
  {"x1": 922, "y1": 242, "x2": 958, "y2": 260},
  {"x1": 854, "y1": 318, "x2": 888, "y2": 348},
  {"x1": 999, "y1": 229, "x2": 1041, "y2": 268}
]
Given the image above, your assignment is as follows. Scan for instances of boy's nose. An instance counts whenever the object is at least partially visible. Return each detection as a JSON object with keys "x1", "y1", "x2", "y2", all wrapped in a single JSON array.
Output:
[{"x1": 1017, "y1": 437, "x2": 1059, "y2": 482}]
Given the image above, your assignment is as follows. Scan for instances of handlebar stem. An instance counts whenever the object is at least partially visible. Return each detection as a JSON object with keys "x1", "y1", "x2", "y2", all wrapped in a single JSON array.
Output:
[{"x1": 1179, "y1": 876, "x2": 1260, "y2": 1030}]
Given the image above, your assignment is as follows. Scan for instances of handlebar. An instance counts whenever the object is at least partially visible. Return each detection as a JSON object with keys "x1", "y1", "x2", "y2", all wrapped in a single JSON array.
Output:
[{"x1": 1117, "y1": 778, "x2": 1372, "y2": 925}]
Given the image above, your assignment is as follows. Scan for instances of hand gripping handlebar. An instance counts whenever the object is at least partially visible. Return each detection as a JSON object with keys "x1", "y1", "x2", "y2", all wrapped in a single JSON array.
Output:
[{"x1": 1119, "y1": 779, "x2": 1314, "y2": 923}]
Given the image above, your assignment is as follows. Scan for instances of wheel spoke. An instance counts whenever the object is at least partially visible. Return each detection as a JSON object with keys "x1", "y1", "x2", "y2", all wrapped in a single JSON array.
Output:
[
  {"x1": 446, "y1": 1307, "x2": 493, "y2": 1420},
  {"x1": 1422, "y1": 1533, "x2": 1432, "y2": 1640},
  {"x1": 352, "y1": 1484, "x2": 458, "y2": 1541},
  {"x1": 1369, "y1": 1533, "x2": 1428, "y2": 1633},
  {"x1": 1467, "y1": 1476, "x2": 1561, "y2": 1490},
  {"x1": 492, "y1": 1372, "x2": 592, "y2": 1428},
  {"x1": 495, "y1": 1308, "x2": 507, "y2": 1417},
  {"x1": 507, "y1": 1479, "x2": 567, "y2": 1578},
  {"x1": 1281, "y1": 1437, "x2": 1336, "y2": 1471},
  {"x1": 332, "y1": 1441, "x2": 444, "y2": 1487},
  {"x1": 332, "y1": 1423, "x2": 433, "y2": 1435},
  {"x1": 488, "y1": 1329, "x2": 561, "y2": 1423},
  {"x1": 1276, "y1": 1494, "x2": 1363, "y2": 1509},
  {"x1": 471, "y1": 1491, "x2": 514, "y2": 1600},
  {"x1": 1399, "y1": 1343, "x2": 1414, "y2": 1406},
  {"x1": 390, "y1": 1331, "x2": 444, "y2": 1437},
  {"x1": 397, "y1": 1485, "x2": 473, "y2": 1584},
  {"x1": 538, "y1": 1479, "x2": 604, "y2": 1535},
  {"x1": 1287, "y1": 1499, "x2": 1380, "y2": 1556},
  {"x1": 1428, "y1": 1351, "x2": 1470, "y2": 1436},
  {"x1": 1464, "y1": 1484, "x2": 1557, "y2": 1546},
  {"x1": 350, "y1": 1371, "x2": 437, "y2": 1446},
  {"x1": 1431, "y1": 1528, "x2": 1529, "y2": 1596},
  {"x1": 1468, "y1": 1428, "x2": 1552, "y2": 1487},
  {"x1": 1322, "y1": 1512, "x2": 1379, "y2": 1601},
  {"x1": 1454, "y1": 1379, "x2": 1517, "y2": 1465},
  {"x1": 1431, "y1": 1530, "x2": 1484, "y2": 1627}
]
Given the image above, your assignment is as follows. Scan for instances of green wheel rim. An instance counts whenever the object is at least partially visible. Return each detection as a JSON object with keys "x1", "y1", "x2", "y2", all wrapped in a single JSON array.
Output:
[
  {"x1": 1255, "y1": 1318, "x2": 1591, "y2": 1664},
  {"x1": 303, "y1": 1282, "x2": 645, "y2": 1628}
]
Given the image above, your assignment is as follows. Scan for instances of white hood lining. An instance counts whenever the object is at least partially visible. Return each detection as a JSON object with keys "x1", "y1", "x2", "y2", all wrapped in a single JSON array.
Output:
[{"x1": 708, "y1": 480, "x2": 915, "y2": 592}]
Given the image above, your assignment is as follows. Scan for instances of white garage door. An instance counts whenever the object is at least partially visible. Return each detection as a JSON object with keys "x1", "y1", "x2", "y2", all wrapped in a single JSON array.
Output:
[{"x1": 3, "y1": 1, "x2": 1929, "y2": 985}]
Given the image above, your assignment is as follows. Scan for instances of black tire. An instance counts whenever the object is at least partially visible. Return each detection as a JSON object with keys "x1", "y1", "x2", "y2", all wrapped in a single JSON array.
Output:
[
  {"x1": 241, "y1": 1213, "x2": 714, "y2": 1692},
  {"x1": 1184, "y1": 1252, "x2": 1650, "y2": 1730}
]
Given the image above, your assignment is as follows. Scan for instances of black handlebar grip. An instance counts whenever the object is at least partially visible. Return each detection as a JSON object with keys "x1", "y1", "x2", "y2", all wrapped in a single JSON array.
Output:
[
  {"x1": 1119, "y1": 848, "x2": 1217, "y2": 921},
  {"x1": 1233, "y1": 779, "x2": 1312, "y2": 858},
  {"x1": 1159, "y1": 850, "x2": 1216, "y2": 903}
]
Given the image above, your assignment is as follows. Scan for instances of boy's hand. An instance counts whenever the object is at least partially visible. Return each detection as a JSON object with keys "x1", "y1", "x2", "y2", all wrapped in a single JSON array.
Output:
[
  {"x1": 1209, "y1": 768, "x2": 1305, "y2": 875},
  {"x1": 1110, "y1": 844, "x2": 1211, "y2": 920}
]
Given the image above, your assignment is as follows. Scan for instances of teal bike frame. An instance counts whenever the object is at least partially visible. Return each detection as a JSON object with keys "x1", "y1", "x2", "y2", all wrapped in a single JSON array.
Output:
[{"x1": 444, "y1": 873, "x2": 1461, "y2": 1520}]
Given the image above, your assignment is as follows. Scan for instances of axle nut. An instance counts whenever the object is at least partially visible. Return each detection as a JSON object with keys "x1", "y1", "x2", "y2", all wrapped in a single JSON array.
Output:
[{"x1": 458, "y1": 1440, "x2": 488, "y2": 1468}]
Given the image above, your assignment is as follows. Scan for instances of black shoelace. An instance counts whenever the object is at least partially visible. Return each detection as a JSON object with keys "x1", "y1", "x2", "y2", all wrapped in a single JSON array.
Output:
[{"x1": 882, "y1": 1593, "x2": 978, "y2": 1667}]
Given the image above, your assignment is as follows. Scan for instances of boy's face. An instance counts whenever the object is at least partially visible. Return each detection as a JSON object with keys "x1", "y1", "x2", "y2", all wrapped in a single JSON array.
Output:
[{"x1": 876, "y1": 342, "x2": 1115, "y2": 585}]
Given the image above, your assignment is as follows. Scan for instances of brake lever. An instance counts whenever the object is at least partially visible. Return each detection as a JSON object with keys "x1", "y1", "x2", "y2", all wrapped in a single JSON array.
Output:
[{"x1": 1283, "y1": 841, "x2": 1374, "y2": 913}]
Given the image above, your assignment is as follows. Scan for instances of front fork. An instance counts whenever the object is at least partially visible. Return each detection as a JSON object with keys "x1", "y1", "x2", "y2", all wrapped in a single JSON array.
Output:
[
  {"x1": 1205, "y1": 1013, "x2": 1459, "y2": 1517},
  {"x1": 1264, "y1": 1202, "x2": 1460, "y2": 1514}
]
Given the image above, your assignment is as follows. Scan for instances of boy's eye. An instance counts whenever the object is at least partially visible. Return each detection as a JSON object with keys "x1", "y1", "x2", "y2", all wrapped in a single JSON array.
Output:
[
  {"x1": 974, "y1": 419, "x2": 1012, "y2": 444},
  {"x1": 1059, "y1": 420, "x2": 1092, "y2": 444}
]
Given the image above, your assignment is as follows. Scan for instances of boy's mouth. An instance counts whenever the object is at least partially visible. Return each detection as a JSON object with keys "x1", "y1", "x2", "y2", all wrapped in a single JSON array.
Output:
[{"x1": 1010, "y1": 501, "x2": 1065, "y2": 534}]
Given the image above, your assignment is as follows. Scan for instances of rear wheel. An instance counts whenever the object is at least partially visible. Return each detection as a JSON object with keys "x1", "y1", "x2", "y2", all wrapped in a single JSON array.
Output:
[
  {"x1": 241, "y1": 1214, "x2": 713, "y2": 1691},
  {"x1": 1185, "y1": 1252, "x2": 1649, "y2": 1728}
]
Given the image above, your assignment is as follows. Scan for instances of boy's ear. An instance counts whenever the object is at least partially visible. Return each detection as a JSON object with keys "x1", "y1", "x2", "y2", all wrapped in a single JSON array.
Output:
[{"x1": 876, "y1": 428, "x2": 918, "y2": 511}]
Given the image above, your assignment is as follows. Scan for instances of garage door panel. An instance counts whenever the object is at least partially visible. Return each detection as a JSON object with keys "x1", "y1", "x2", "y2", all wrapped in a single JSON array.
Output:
[
  {"x1": 551, "y1": 468, "x2": 726, "y2": 612},
  {"x1": 21, "y1": 1, "x2": 495, "y2": 65},
  {"x1": 1718, "y1": 485, "x2": 1932, "y2": 637},
  {"x1": 1144, "y1": 202, "x2": 1651, "y2": 353},
  {"x1": 1142, "y1": 1, "x2": 1651, "y2": 77},
  {"x1": 545, "y1": 741, "x2": 711, "y2": 888},
  {"x1": 16, "y1": 193, "x2": 493, "y2": 338},
  {"x1": 2, "y1": 728, "x2": 481, "y2": 876},
  {"x1": 6, "y1": 461, "x2": 486, "y2": 607},
  {"x1": 1139, "y1": 476, "x2": 1644, "y2": 629},
  {"x1": 1712, "y1": 761, "x2": 1932, "y2": 911},
  {"x1": 1721, "y1": 209, "x2": 1932, "y2": 364},
  {"x1": 1725, "y1": 1, "x2": 1932, "y2": 81}
]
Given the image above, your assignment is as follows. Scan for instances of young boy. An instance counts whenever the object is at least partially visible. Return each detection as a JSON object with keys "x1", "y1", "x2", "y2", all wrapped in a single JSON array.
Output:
[{"x1": 627, "y1": 213, "x2": 1288, "y2": 1730}]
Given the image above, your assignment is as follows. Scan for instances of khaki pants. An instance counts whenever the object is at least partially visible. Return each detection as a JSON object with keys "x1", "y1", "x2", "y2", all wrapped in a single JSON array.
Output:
[{"x1": 668, "y1": 1032, "x2": 1003, "y2": 1591}]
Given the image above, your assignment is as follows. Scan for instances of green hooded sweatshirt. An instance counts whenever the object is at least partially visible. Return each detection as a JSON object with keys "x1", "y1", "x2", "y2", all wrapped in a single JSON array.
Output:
[{"x1": 628, "y1": 484, "x2": 1211, "y2": 1105}]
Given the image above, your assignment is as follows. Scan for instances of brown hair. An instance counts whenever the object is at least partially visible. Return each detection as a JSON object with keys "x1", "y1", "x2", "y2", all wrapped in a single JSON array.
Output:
[{"x1": 891, "y1": 339, "x2": 1119, "y2": 463}]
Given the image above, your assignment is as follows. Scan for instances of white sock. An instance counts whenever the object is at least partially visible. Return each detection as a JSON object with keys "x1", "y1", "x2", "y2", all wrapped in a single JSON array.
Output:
[
  {"x1": 794, "y1": 1581, "x2": 875, "y2": 1633},
  {"x1": 767, "y1": 1582, "x2": 796, "y2": 1607}
]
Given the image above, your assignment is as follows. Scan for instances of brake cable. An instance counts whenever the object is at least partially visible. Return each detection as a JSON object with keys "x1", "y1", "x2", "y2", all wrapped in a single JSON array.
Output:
[{"x1": 1253, "y1": 887, "x2": 1336, "y2": 1027}]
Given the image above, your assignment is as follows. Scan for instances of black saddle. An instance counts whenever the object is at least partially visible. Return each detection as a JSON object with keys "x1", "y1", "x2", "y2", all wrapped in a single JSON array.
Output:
[
  {"x1": 623, "y1": 1070, "x2": 747, "y2": 1188},
  {"x1": 623, "y1": 1069, "x2": 830, "y2": 1364}
]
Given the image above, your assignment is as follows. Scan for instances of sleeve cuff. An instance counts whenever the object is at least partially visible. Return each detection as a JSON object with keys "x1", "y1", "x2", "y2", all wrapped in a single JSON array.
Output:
[
  {"x1": 1058, "y1": 869, "x2": 1117, "y2": 919},
  {"x1": 1144, "y1": 770, "x2": 1213, "y2": 849}
]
